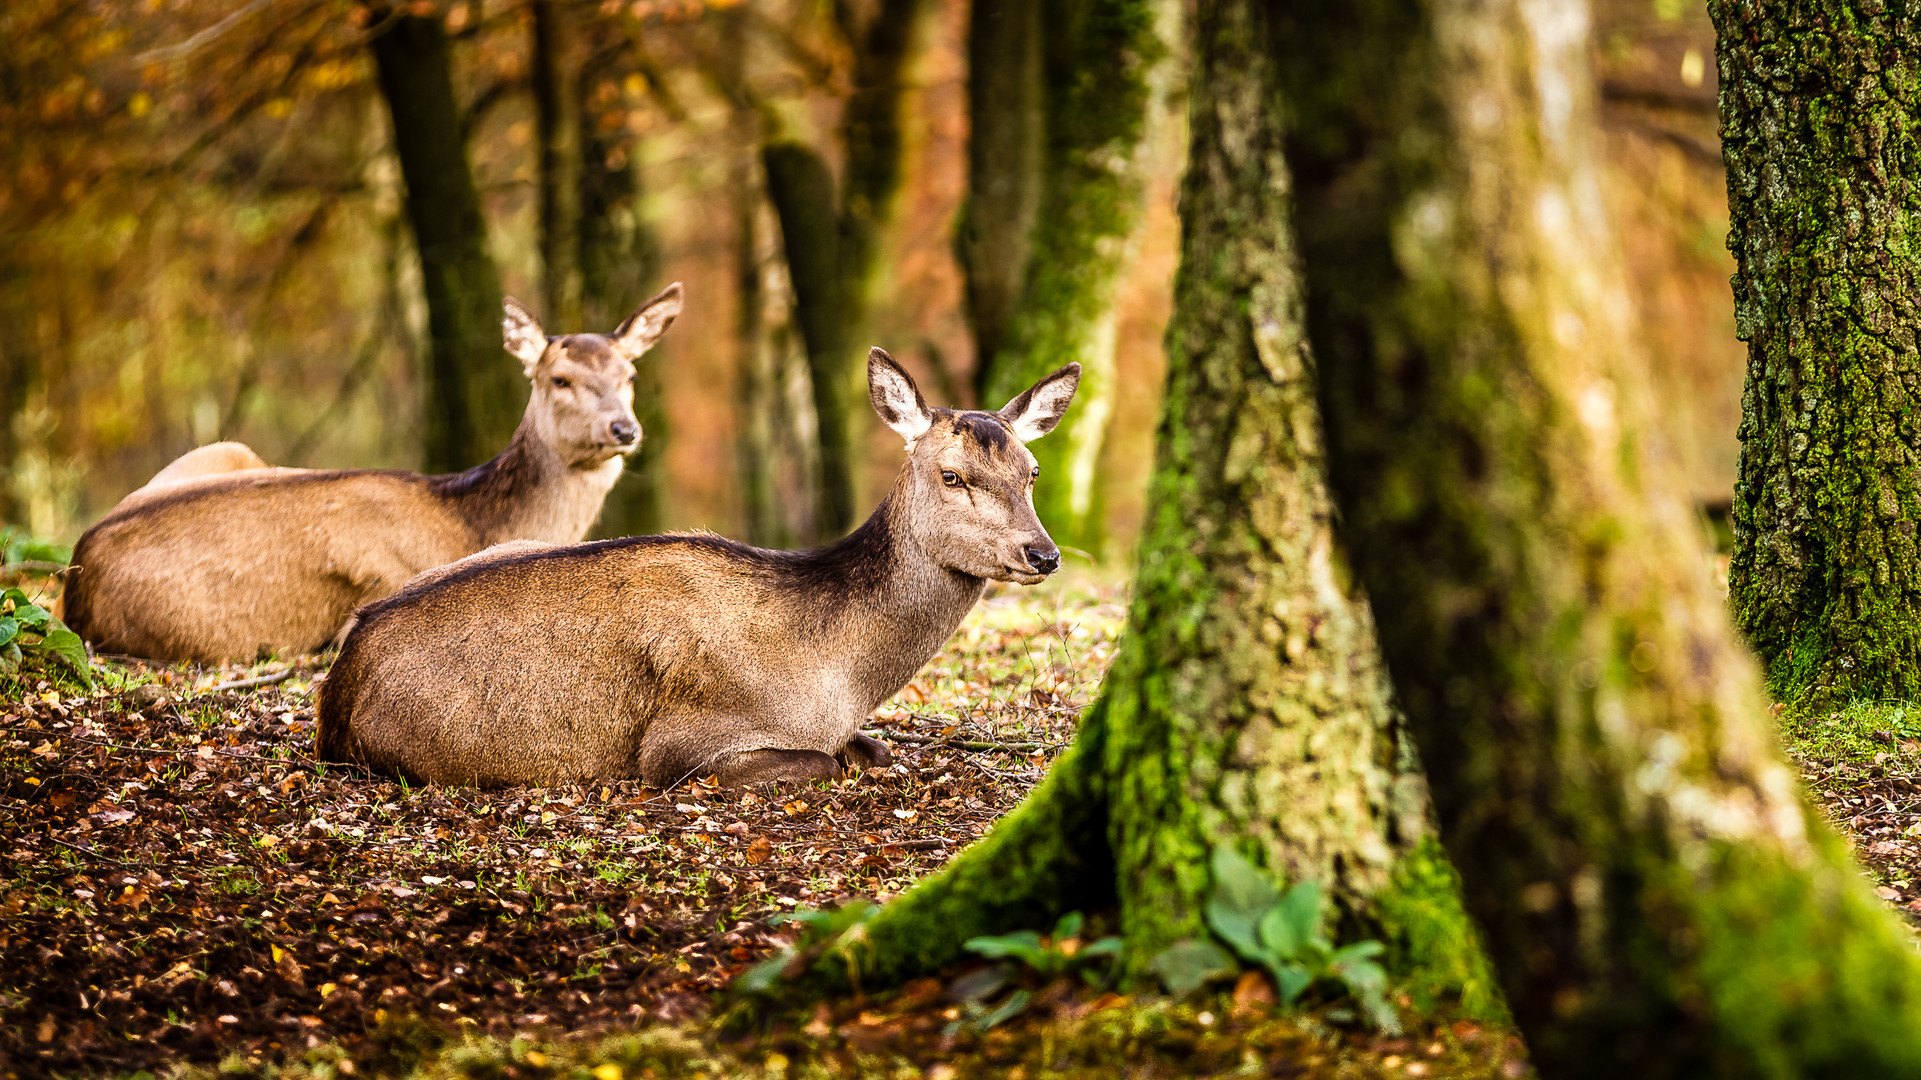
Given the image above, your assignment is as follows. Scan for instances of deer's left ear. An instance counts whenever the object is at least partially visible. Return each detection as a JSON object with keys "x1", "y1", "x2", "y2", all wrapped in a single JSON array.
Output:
[
  {"x1": 997, "y1": 362, "x2": 1081, "y2": 442},
  {"x1": 503, "y1": 297, "x2": 550, "y2": 377},
  {"x1": 868, "y1": 347, "x2": 932, "y2": 443},
  {"x1": 610, "y1": 281, "x2": 684, "y2": 360}
]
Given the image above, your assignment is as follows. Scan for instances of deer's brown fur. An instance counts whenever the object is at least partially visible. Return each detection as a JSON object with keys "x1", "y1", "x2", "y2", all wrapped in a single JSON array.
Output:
[
  {"x1": 316, "y1": 349, "x2": 1080, "y2": 787},
  {"x1": 62, "y1": 284, "x2": 683, "y2": 662}
]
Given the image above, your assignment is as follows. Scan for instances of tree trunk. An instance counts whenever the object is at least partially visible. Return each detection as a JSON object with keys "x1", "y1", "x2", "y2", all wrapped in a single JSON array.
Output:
[
  {"x1": 578, "y1": 52, "x2": 666, "y2": 540},
  {"x1": 532, "y1": 0, "x2": 582, "y2": 330},
  {"x1": 957, "y1": 0, "x2": 1044, "y2": 380},
  {"x1": 758, "y1": 0, "x2": 921, "y2": 539},
  {"x1": 0, "y1": 266, "x2": 37, "y2": 527},
  {"x1": 828, "y1": 0, "x2": 1492, "y2": 1014},
  {"x1": 763, "y1": 140, "x2": 854, "y2": 539},
  {"x1": 971, "y1": 0, "x2": 1171, "y2": 553},
  {"x1": 366, "y1": 4, "x2": 516, "y2": 473},
  {"x1": 1712, "y1": 0, "x2": 1921, "y2": 707},
  {"x1": 1277, "y1": 0, "x2": 1921, "y2": 1073}
]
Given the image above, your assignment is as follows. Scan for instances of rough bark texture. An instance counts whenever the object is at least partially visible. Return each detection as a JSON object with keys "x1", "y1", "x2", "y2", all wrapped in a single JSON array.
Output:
[
  {"x1": 532, "y1": 0, "x2": 583, "y2": 330},
  {"x1": 839, "y1": 0, "x2": 1491, "y2": 1012},
  {"x1": 957, "y1": 0, "x2": 1044, "y2": 379},
  {"x1": 1280, "y1": 0, "x2": 1921, "y2": 1073},
  {"x1": 366, "y1": 5, "x2": 516, "y2": 473},
  {"x1": 1713, "y1": 0, "x2": 1921, "y2": 707},
  {"x1": 974, "y1": 0, "x2": 1170, "y2": 552}
]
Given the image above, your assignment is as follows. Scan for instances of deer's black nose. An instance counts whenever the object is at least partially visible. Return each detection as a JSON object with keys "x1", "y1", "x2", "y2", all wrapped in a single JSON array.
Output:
[
  {"x1": 1025, "y1": 546, "x2": 1061, "y2": 575},
  {"x1": 610, "y1": 419, "x2": 639, "y2": 445}
]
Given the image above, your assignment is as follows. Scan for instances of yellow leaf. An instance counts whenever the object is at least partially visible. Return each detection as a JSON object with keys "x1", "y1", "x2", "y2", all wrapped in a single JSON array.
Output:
[
  {"x1": 271, "y1": 944, "x2": 285, "y2": 963},
  {"x1": 523, "y1": 1050, "x2": 550, "y2": 1067},
  {"x1": 591, "y1": 1065, "x2": 622, "y2": 1080},
  {"x1": 319, "y1": 983, "x2": 337, "y2": 998}
]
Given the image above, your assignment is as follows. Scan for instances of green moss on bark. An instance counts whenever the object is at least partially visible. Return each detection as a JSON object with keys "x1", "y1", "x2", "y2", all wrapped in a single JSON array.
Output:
[
  {"x1": 1283, "y1": 0, "x2": 1921, "y2": 1073},
  {"x1": 840, "y1": 0, "x2": 1488, "y2": 1015},
  {"x1": 1713, "y1": 0, "x2": 1921, "y2": 707},
  {"x1": 975, "y1": 0, "x2": 1171, "y2": 552}
]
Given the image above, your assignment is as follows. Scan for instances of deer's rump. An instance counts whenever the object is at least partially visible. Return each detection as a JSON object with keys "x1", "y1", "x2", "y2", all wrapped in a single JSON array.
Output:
[{"x1": 65, "y1": 470, "x2": 475, "y2": 662}]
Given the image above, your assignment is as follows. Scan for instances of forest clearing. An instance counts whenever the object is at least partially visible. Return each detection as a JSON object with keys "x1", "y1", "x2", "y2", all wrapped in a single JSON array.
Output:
[{"x1": 10, "y1": 0, "x2": 1921, "y2": 1074}]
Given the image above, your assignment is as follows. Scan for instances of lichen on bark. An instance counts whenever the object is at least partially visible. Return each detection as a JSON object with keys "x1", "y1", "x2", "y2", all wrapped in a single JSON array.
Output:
[
  {"x1": 829, "y1": 0, "x2": 1489, "y2": 1012},
  {"x1": 1283, "y1": 0, "x2": 1921, "y2": 1073},
  {"x1": 1712, "y1": 0, "x2": 1921, "y2": 708}
]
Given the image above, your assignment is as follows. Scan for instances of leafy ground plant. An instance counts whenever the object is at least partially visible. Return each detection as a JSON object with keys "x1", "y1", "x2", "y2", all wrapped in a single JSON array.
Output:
[
  {"x1": 0, "y1": 586, "x2": 91, "y2": 689},
  {"x1": 1151, "y1": 847, "x2": 1400, "y2": 1034}
]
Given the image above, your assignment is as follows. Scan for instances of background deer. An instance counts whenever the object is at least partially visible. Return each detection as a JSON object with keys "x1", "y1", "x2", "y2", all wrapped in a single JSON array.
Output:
[
  {"x1": 61, "y1": 284, "x2": 683, "y2": 662},
  {"x1": 317, "y1": 349, "x2": 1079, "y2": 788}
]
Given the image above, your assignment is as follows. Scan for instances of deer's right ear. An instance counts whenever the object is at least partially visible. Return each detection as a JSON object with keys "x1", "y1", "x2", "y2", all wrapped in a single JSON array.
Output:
[
  {"x1": 868, "y1": 348, "x2": 931, "y2": 443},
  {"x1": 503, "y1": 297, "x2": 549, "y2": 376}
]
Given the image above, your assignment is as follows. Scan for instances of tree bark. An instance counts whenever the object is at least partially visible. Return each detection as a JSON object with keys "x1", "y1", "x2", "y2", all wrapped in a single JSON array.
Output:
[
  {"x1": 830, "y1": 0, "x2": 1492, "y2": 1013},
  {"x1": 1712, "y1": 0, "x2": 1921, "y2": 707},
  {"x1": 763, "y1": 140, "x2": 854, "y2": 538},
  {"x1": 366, "y1": 4, "x2": 516, "y2": 473},
  {"x1": 0, "y1": 266, "x2": 37, "y2": 527},
  {"x1": 957, "y1": 0, "x2": 1044, "y2": 378},
  {"x1": 1277, "y1": 0, "x2": 1921, "y2": 1073},
  {"x1": 971, "y1": 0, "x2": 1171, "y2": 553},
  {"x1": 532, "y1": 0, "x2": 582, "y2": 330},
  {"x1": 759, "y1": 0, "x2": 922, "y2": 539}
]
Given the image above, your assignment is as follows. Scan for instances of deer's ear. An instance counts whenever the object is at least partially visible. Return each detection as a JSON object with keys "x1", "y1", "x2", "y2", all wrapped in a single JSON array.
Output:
[
  {"x1": 503, "y1": 297, "x2": 550, "y2": 376},
  {"x1": 997, "y1": 362, "x2": 1081, "y2": 442},
  {"x1": 868, "y1": 347, "x2": 931, "y2": 443},
  {"x1": 611, "y1": 281, "x2": 684, "y2": 360}
]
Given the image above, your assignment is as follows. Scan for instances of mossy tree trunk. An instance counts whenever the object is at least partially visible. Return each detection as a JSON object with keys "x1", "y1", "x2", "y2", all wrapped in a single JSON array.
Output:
[
  {"x1": 531, "y1": 0, "x2": 582, "y2": 331},
  {"x1": 957, "y1": 0, "x2": 1044, "y2": 380},
  {"x1": 836, "y1": 0, "x2": 1491, "y2": 1010},
  {"x1": 578, "y1": 46, "x2": 666, "y2": 540},
  {"x1": 970, "y1": 0, "x2": 1170, "y2": 554},
  {"x1": 763, "y1": 0, "x2": 922, "y2": 539},
  {"x1": 1277, "y1": 0, "x2": 1921, "y2": 1073},
  {"x1": 1712, "y1": 0, "x2": 1921, "y2": 707},
  {"x1": 366, "y1": 3, "x2": 516, "y2": 473}
]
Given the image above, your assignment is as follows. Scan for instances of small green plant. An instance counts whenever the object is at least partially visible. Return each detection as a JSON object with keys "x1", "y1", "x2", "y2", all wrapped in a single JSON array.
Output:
[
  {"x1": 0, "y1": 527, "x2": 70, "y2": 568},
  {"x1": 1150, "y1": 847, "x2": 1401, "y2": 1034},
  {"x1": 733, "y1": 901, "x2": 880, "y2": 996},
  {"x1": 0, "y1": 587, "x2": 92, "y2": 689},
  {"x1": 963, "y1": 910, "x2": 1123, "y2": 984}
]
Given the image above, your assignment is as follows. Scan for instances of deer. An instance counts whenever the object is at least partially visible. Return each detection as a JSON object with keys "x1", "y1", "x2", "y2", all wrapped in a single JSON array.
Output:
[
  {"x1": 315, "y1": 349, "x2": 1080, "y2": 788},
  {"x1": 60, "y1": 283, "x2": 684, "y2": 663}
]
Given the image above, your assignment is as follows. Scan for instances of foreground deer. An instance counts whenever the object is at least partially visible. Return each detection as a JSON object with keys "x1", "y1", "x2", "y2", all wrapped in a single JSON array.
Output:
[
  {"x1": 317, "y1": 349, "x2": 1079, "y2": 787},
  {"x1": 62, "y1": 284, "x2": 683, "y2": 662}
]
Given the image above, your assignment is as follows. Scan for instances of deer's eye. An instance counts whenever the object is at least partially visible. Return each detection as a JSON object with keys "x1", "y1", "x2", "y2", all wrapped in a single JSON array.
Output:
[
  {"x1": 940, "y1": 470, "x2": 961, "y2": 487},
  {"x1": 551, "y1": 376, "x2": 572, "y2": 390},
  {"x1": 1031, "y1": 466, "x2": 1041, "y2": 479}
]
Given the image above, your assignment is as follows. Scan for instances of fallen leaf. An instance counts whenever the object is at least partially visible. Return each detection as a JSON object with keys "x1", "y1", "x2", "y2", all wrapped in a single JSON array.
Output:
[{"x1": 745, "y1": 837, "x2": 773, "y2": 865}]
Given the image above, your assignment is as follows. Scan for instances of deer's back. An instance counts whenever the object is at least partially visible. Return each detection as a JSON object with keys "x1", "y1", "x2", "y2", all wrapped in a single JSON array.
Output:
[{"x1": 66, "y1": 469, "x2": 480, "y2": 661}]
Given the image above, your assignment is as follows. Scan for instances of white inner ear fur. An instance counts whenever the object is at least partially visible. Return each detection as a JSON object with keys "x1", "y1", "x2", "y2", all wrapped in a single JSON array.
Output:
[
  {"x1": 1002, "y1": 372, "x2": 1080, "y2": 443},
  {"x1": 502, "y1": 298, "x2": 550, "y2": 376},
  {"x1": 612, "y1": 283, "x2": 684, "y2": 360},
  {"x1": 873, "y1": 372, "x2": 931, "y2": 442}
]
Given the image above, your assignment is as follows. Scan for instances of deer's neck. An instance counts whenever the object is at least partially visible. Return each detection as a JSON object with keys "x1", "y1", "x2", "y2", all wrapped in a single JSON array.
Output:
[
  {"x1": 809, "y1": 475, "x2": 987, "y2": 709},
  {"x1": 430, "y1": 416, "x2": 623, "y2": 546}
]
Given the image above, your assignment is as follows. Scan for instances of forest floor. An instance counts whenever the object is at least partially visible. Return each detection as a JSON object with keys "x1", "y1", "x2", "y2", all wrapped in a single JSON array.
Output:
[{"x1": 0, "y1": 564, "x2": 1913, "y2": 1080}]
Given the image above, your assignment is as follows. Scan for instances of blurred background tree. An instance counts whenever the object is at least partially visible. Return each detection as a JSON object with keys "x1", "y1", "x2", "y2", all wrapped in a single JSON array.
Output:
[{"x1": 0, "y1": 0, "x2": 1741, "y2": 574}]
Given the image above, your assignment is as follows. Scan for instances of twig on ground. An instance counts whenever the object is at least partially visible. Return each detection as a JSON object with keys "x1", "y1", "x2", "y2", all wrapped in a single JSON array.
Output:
[
  {"x1": 204, "y1": 668, "x2": 299, "y2": 693},
  {"x1": 862, "y1": 729, "x2": 1063, "y2": 753}
]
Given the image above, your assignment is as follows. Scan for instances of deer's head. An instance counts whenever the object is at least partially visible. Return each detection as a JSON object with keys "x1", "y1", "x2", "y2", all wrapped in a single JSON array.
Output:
[
  {"x1": 869, "y1": 348, "x2": 1080, "y2": 585},
  {"x1": 502, "y1": 283, "x2": 683, "y2": 468}
]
